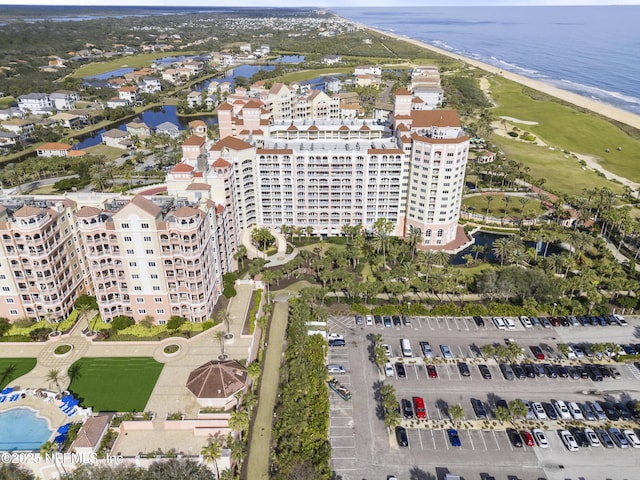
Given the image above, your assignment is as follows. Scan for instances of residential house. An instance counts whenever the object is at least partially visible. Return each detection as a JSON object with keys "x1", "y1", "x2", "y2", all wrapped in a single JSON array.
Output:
[
  {"x1": 106, "y1": 97, "x2": 131, "y2": 109},
  {"x1": 50, "y1": 112, "x2": 85, "y2": 129},
  {"x1": 354, "y1": 65, "x2": 382, "y2": 76},
  {"x1": 139, "y1": 77, "x2": 162, "y2": 94},
  {"x1": 49, "y1": 90, "x2": 79, "y2": 110},
  {"x1": 0, "y1": 108, "x2": 23, "y2": 121},
  {"x1": 1, "y1": 119, "x2": 35, "y2": 139},
  {"x1": 187, "y1": 91, "x2": 203, "y2": 109},
  {"x1": 0, "y1": 132, "x2": 20, "y2": 152},
  {"x1": 118, "y1": 86, "x2": 140, "y2": 104},
  {"x1": 126, "y1": 121, "x2": 151, "y2": 138},
  {"x1": 36, "y1": 142, "x2": 72, "y2": 157},
  {"x1": 101, "y1": 129, "x2": 132, "y2": 149},
  {"x1": 355, "y1": 74, "x2": 378, "y2": 88},
  {"x1": 188, "y1": 120, "x2": 208, "y2": 137},
  {"x1": 162, "y1": 69, "x2": 181, "y2": 84},
  {"x1": 17, "y1": 93, "x2": 53, "y2": 115},
  {"x1": 325, "y1": 77, "x2": 343, "y2": 94},
  {"x1": 155, "y1": 121, "x2": 181, "y2": 139},
  {"x1": 322, "y1": 55, "x2": 342, "y2": 65}
]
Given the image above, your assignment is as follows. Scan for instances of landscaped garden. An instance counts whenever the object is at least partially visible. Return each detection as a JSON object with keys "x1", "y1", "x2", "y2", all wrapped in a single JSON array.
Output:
[
  {"x1": 67, "y1": 357, "x2": 163, "y2": 412},
  {"x1": 0, "y1": 358, "x2": 37, "y2": 390}
]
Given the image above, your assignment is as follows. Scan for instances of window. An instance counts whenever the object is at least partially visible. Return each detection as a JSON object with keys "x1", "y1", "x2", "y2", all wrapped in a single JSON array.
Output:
[
  {"x1": 126, "y1": 249, "x2": 134, "y2": 255},
  {"x1": 146, "y1": 250, "x2": 154, "y2": 255},
  {"x1": 151, "y1": 274, "x2": 158, "y2": 279},
  {"x1": 9, "y1": 310, "x2": 17, "y2": 315},
  {"x1": 136, "y1": 297, "x2": 144, "y2": 303},
  {"x1": 2, "y1": 287, "x2": 9, "y2": 292},
  {"x1": 132, "y1": 274, "x2": 139, "y2": 279},
  {"x1": 138, "y1": 309, "x2": 146, "y2": 314},
  {"x1": 6, "y1": 298, "x2": 14, "y2": 304},
  {"x1": 134, "y1": 286, "x2": 142, "y2": 291},
  {"x1": 124, "y1": 236, "x2": 132, "y2": 242},
  {"x1": 156, "y1": 308, "x2": 165, "y2": 315},
  {"x1": 148, "y1": 262, "x2": 156, "y2": 267},
  {"x1": 141, "y1": 223, "x2": 149, "y2": 229},
  {"x1": 129, "y1": 262, "x2": 137, "y2": 267},
  {"x1": 154, "y1": 297, "x2": 163, "y2": 303},
  {"x1": 153, "y1": 286, "x2": 160, "y2": 291},
  {"x1": 144, "y1": 236, "x2": 151, "y2": 242},
  {"x1": 121, "y1": 223, "x2": 129, "y2": 229},
  {"x1": 0, "y1": 274, "x2": 6, "y2": 279}
]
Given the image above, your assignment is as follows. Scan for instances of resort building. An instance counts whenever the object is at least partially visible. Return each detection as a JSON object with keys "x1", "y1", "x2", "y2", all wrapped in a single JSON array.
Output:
[{"x1": 0, "y1": 198, "x2": 86, "y2": 322}]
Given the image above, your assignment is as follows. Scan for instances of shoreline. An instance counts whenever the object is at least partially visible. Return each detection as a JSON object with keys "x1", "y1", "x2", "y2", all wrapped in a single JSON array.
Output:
[{"x1": 342, "y1": 18, "x2": 640, "y2": 131}]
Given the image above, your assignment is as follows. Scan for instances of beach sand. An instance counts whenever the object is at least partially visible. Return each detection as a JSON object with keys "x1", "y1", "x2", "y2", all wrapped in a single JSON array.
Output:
[{"x1": 349, "y1": 21, "x2": 640, "y2": 131}]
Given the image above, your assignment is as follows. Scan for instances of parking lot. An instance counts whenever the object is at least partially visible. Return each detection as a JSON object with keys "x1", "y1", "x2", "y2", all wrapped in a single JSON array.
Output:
[{"x1": 326, "y1": 314, "x2": 640, "y2": 480}]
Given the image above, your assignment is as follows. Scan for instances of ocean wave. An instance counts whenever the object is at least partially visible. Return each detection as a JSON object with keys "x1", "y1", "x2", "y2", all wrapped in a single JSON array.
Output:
[{"x1": 554, "y1": 79, "x2": 640, "y2": 106}]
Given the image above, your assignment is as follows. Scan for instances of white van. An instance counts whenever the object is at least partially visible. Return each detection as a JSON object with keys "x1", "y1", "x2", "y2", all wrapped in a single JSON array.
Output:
[{"x1": 400, "y1": 338, "x2": 413, "y2": 358}]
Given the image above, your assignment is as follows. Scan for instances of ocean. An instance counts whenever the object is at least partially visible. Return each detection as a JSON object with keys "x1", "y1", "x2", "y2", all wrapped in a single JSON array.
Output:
[{"x1": 333, "y1": 6, "x2": 640, "y2": 116}]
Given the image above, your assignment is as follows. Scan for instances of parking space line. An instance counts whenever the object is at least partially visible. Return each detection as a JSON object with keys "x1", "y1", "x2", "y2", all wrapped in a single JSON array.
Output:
[
  {"x1": 480, "y1": 430, "x2": 488, "y2": 450},
  {"x1": 418, "y1": 429, "x2": 424, "y2": 449},
  {"x1": 492, "y1": 430, "x2": 501, "y2": 450},
  {"x1": 467, "y1": 430, "x2": 475, "y2": 450},
  {"x1": 442, "y1": 429, "x2": 449, "y2": 450}
]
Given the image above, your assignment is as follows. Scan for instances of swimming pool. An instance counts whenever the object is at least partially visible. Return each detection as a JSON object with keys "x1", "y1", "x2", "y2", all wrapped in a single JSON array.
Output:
[{"x1": 0, "y1": 407, "x2": 52, "y2": 451}]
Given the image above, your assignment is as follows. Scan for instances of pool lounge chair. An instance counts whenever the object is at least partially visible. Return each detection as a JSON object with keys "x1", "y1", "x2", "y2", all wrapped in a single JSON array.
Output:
[
  {"x1": 0, "y1": 396, "x2": 6, "y2": 403},
  {"x1": 65, "y1": 407, "x2": 77, "y2": 417},
  {"x1": 8, "y1": 394, "x2": 19, "y2": 402}
]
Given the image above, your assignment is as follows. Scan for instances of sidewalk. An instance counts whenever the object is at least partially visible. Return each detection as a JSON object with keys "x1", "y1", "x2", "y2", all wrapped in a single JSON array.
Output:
[{"x1": 245, "y1": 299, "x2": 288, "y2": 480}]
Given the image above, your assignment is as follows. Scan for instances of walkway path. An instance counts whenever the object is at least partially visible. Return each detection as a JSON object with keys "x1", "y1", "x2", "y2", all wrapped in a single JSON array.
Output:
[{"x1": 245, "y1": 299, "x2": 289, "y2": 480}]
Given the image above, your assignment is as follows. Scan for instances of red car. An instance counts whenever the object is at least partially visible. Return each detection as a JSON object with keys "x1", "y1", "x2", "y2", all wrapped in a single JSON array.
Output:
[
  {"x1": 413, "y1": 396, "x2": 427, "y2": 419},
  {"x1": 530, "y1": 345, "x2": 545, "y2": 360},
  {"x1": 520, "y1": 430, "x2": 535, "y2": 447},
  {"x1": 427, "y1": 365, "x2": 438, "y2": 378},
  {"x1": 549, "y1": 317, "x2": 561, "y2": 327}
]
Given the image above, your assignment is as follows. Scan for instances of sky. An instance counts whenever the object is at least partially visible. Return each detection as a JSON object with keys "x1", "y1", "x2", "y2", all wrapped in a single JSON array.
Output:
[{"x1": 2, "y1": 0, "x2": 640, "y2": 6}]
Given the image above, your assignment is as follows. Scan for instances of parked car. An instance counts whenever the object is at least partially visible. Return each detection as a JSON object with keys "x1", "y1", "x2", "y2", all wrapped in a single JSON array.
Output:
[
  {"x1": 596, "y1": 428, "x2": 615, "y2": 448},
  {"x1": 365, "y1": 315, "x2": 374, "y2": 326},
  {"x1": 532, "y1": 428, "x2": 549, "y2": 448},
  {"x1": 584, "y1": 428, "x2": 601, "y2": 447},
  {"x1": 590, "y1": 401, "x2": 607, "y2": 421},
  {"x1": 383, "y1": 316, "x2": 392, "y2": 328},
  {"x1": 329, "y1": 338, "x2": 346, "y2": 347},
  {"x1": 426, "y1": 364, "x2": 438, "y2": 378},
  {"x1": 568, "y1": 402, "x2": 584, "y2": 420},
  {"x1": 327, "y1": 364, "x2": 346, "y2": 374},
  {"x1": 542, "y1": 402, "x2": 559, "y2": 420},
  {"x1": 374, "y1": 315, "x2": 382, "y2": 325},
  {"x1": 520, "y1": 316, "x2": 533, "y2": 328},
  {"x1": 413, "y1": 396, "x2": 427, "y2": 419},
  {"x1": 530, "y1": 345, "x2": 545, "y2": 360},
  {"x1": 448, "y1": 428, "x2": 461, "y2": 447},
  {"x1": 580, "y1": 402, "x2": 597, "y2": 421},
  {"x1": 457, "y1": 362, "x2": 470, "y2": 377},
  {"x1": 385, "y1": 362, "x2": 395, "y2": 377},
  {"x1": 500, "y1": 363, "x2": 515, "y2": 381},
  {"x1": 440, "y1": 344, "x2": 453, "y2": 359},
  {"x1": 552, "y1": 400, "x2": 572, "y2": 420},
  {"x1": 478, "y1": 364, "x2": 492, "y2": 379},
  {"x1": 609, "y1": 428, "x2": 629, "y2": 448},
  {"x1": 543, "y1": 363, "x2": 558, "y2": 378},
  {"x1": 401, "y1": 399, "x2": 414, "y2": 418},
  {"x1": 512, "y1": 364, "x2": 526, "y2": 379},
  {"x1": 493, "y1": 317, "x2": 506, "y2": 330},
  {"x1": 402, "y1": 315, "x2": 411, "y2": 326},
  {"x1": 560, "y1": 430, "x2": 579, "y2": 451},
  {"x1": 506, "y1": 428, "x2": 523, "y2": 447},
  {"x1": 327, "y1": 333, "x2": 344, "y2": 341},
  {"x1": 520, "y1": 430, "x2": 535, "y2": 447},
  {"x1": 383, "y1": 344, "x2": 392, "y2": 358},
  {"x1": 531, "y1": 402, "x2": 547, "y2": 420},
  {"x1": 626, "y1": 400, "x2": 640, "y2": 419},
  {"x1": 395, "y1": 363, "x2": 406, "y2": 378},
  {"x1": 420, "y1": 341, "x2": 433, "y2": 358},
  {"x1": 471, "y1": 398, "x2": 487, "y2": 419},
  {"x1": 615, "y1": 403, "x2": 633, "y2": 421},
  {"x1": 395, "y1": 426, "x2": 409, "y2": 447},
  {"x1": 623, "y1": 429, "x2": 640, "y2": 448},
  {"x1": 355, "y1": 315, "x2": 363, "y2": 325},
  {"x1": 523, "y1": 363, "x2": 536, "y2": 378},
  {"x1": 570, "y1": 427, "x2": 589, "y2": 447},
  {"x1": 540, "y1": 317, "x2": 552, "y2": 328},
  {"x1": 599, "y1": 401, "x2": 620, "y2": 421},
  {"x1": 473, "y1": 316, "x2": 485, "y2": 327},
  {"x1": 504, "y1": 317, "x2": 516, "y2": 329},
  {"x1": 392, "y1": 315, "x2": 402, "y2": 326}
]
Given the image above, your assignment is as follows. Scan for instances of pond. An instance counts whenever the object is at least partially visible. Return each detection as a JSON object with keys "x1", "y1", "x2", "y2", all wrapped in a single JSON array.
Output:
[
  {"x1": 193, "y1": 64, "x2": 276, "y2": 92},
  {"x1": 74, "y1": 105, "x2": 218, "y2": 150},
  {"x1": 450, "y1": 231, "x2": 565, "y2": 265},
  {"x1": 273, "y1": 55, "x2": 305, "y2": 63},
  {"x1": 84, "y1": 67, "x2": 134, "y2": 81}
]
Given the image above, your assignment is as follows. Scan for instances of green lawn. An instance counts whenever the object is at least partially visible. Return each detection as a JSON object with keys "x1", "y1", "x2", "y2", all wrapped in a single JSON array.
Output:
[
  {"x1": 489, "y1": 76, "x2": 640, "y2": 182},
  {"x1": 463, "y1": 194, "x2": 546, "y2": 218},
  {"x1": 67, "y1": 357, "x2": 163, "y2": 412},
  {"x1": 0, "y1": 358, "x2": 37, "y2": 390},
  {"x1": 70, "y1": 51, "x2": 200, "y2": 78}
]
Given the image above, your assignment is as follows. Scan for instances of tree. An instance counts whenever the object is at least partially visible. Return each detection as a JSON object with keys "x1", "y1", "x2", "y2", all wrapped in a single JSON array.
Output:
[
  {"x1": 449, "y1": 404, "x2": 465, "y2": 426},
  {"x1": 215, "y1": 330, "x2": 226, "y2": 358},
  {"x1": 111, "y1": 315, "x2": 134, "y2": 332},
  {"x1": 556, "y1": 343, "x2": 571, "y2": 358},
  {"x1": 167, "y1": 315, "x2": 186, "y2": 330},
  {"x1": 46, "y1": 369, "x2": 63, "y2": 393},
  {"x1": 480, "y1": 344, "x2": 496, "y2": 359},
  {"x1": 494, "y1": 406, "x2": 511, "y2": 425},
  {"x1": 508, "y1": 399, "x2": 528, "y2": 420},
  {"x1": 372, "y1": 334, "x2": 387, "y2": 373},
  {"x1": 233, "y1": 245, "x2": 247, "y2": 269},
  {"x1": 76, "y1": 303, "x2": 93, "y2": 333},
  {"x1": 201, "y1": 436, "x2": 223, "y2": 478}
]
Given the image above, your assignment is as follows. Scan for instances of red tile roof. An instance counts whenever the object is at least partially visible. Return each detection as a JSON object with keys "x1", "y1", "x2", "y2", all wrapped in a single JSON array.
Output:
[
  {"x1": 212, "y1": 158, "x2": 231, "y2": 168},
  {"x1": 171, "y1": 163, "x2": 195, "y2": 173}
]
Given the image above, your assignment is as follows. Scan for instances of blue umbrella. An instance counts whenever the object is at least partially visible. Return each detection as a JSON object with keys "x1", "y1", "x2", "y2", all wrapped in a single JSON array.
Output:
[
  {"x1": 61, "y1": 394, "x2": 73, "y2": 404},
  {"x1": 68, "y1": 399, "x2": 80, "y2": 407},
  {"x1": 56, "y1": 424, "x2": 70, "y2": 434},
  {"x1": 54, "y1": 434, "x2": 67, "y2": 444},
  {"x1": 1, "y1": 387, "x2": 13, "y2": 394}
]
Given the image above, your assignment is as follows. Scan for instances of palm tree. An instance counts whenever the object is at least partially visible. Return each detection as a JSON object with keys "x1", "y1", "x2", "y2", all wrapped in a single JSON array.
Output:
[
  {"x1": 485, "y1": 195, "x2": 495, "y2": 218},
  {"x1": 201, "y1": 436, "x2": 223, "y2": 478},
  {"x1": 233, "y1": 245, "x2": 247, "y2": 269},
  {"x1": 404, "y1": 227, "x2": 422, "y2": 260},
  {"x1": 215, "y1": 330, "x2": 226, "y2": 358},
  {"x1": 508, "y1": 399, "x2": 528, "y2": 421},
  {"x1": 46, "y1": 369, "x2": 63, "y2": 393},
  {"x1": 449, "y1": 404, "x2": 465, "y2": 427},
  {"x1": 76, "y1": 303, "x2": 92, "y2": 333}
]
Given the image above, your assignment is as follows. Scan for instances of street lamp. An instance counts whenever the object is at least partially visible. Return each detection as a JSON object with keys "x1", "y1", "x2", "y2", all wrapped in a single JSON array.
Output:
[{"x1": 552, "y1": 303, "x2": 558, "y2": 316}]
